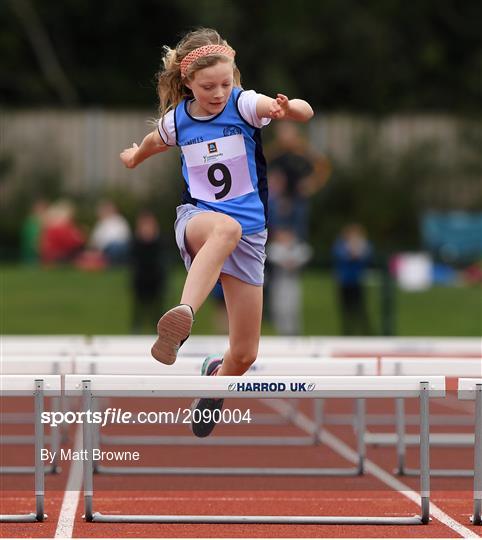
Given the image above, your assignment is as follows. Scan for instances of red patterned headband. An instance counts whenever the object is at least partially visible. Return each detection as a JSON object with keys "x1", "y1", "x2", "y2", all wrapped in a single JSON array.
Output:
[{"x1": 180, "y1": 45, "x2": 235, "y2": 78}]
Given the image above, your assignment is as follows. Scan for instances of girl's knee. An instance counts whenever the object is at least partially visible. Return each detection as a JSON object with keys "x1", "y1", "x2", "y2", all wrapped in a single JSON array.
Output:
[
  {"x1": 213, "y1": 216, "x2": 242, "y2": 249},
  {"x1": 229, "y1": 346, "x2": 258, "y2": 370}
]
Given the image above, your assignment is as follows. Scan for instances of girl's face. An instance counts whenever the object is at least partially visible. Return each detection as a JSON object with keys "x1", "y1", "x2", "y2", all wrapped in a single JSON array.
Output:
[{"x1": 186, "y1": 61, "x2": 234, "y2": 116}]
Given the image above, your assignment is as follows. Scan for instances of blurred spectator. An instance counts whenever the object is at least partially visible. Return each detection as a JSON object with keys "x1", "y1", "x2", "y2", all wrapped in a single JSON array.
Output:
[
  {"x1": 463, "y1": 261, "x2": 482, "y2": 285},
  {"x1": 267, "y1": 228, "x2": 312, "y2": 335},
  {"x1": 267, "y1": 122, "x2": 331, "y2": 239},
  {"x1": 130, "y1": 210, "x2": 166, "y2": 334},
  {"x1": 20, "y1": 199, "x2": 48, "y2": 264},
  {"x1": 40, "y1": 200, "x2": 86, "y2": 264},
  {"x1": 332, "y1": 224, "x2": 373, "y2": 335},
  {"x1": 90, "y1": 201, "x2": 131, "y2": 265},
  {"x1": 40, "y1": 201, "x2": 85, "y2": 264},
  {"x1": 265, "y1": 123, "x2": 329, "y2": 327}
]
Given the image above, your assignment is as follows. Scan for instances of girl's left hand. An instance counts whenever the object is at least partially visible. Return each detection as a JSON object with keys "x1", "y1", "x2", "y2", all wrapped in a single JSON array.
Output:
[
  {"x1": 269, "y1": 94, "x2": 289, "y2": 119},
  {"x1": 120, "y1": 143, "x2": 139, "y2": 168}
]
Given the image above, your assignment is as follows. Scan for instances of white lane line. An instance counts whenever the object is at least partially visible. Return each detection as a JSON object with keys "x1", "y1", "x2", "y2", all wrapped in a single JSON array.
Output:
[
  {"x1": 54, "y1": 426, "x2": 83, "y2": 538},
  {"x1": 439, "y1": 393, "x2": 475, "y2": 413},
  {"x1": 266, "y1": 399, "x2": 480, "y2": 539}
]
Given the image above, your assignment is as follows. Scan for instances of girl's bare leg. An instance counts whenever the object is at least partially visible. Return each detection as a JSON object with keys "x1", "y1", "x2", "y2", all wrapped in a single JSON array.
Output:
[
  {"x1": 190, "y1": 273, "x2": 263, "y2": 437},
  {"x1": 181, "y1": 212, "x2": 242, "y2": 313},
  {"x1": 152, "y1": 211, "x2": 241, "y2": 365},
  {"x1": 217, "y1": 273, "x2": 263, "y2": 376}
]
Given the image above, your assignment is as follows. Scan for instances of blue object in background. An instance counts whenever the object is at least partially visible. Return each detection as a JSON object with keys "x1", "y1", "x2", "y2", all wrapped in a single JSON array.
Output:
[
  {"x1": 431, "y1": 263, "x2": 457, "y2": 285},
  {"x1": 421, "y1": 212, "x2": 482, "y2": 263}
]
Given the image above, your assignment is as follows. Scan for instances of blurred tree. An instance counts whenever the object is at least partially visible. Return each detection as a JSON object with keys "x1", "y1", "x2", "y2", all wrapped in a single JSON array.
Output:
[
  {"x1": 8, "y1": 0, "x2": 78, "y2": 105},
  {"x1": 308, "y1": 133, "x2": 444, "y2": 255},
  {"x1": 0, "y1": 0, "x2": 480, "y2": 113}
]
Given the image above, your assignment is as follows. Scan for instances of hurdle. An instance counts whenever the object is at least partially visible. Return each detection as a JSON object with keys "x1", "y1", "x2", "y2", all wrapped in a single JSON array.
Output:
[
  {"x1": 375, "y1": 357, "x2": 481, "y2": 477},
  {"x1": 0, "y1": 375, "x2": 61, "y2": 522},
  {"x1": 76, "y1": 354, "x2": 296, "y2": 428},
  {"x1": 3, "y1": 334, "x2": 479, "y2": 358},
  {"x1": 317, "y1": 337, "x2": 482, "y2": 358},
  {"x1": 85, "y1": 335, "x2": 482, "y2": 358},
  {"x1": 65, "y1": 374, "x2": 445, "y2": 524},
  {"x1": 1, "y1": 356, "x2": 74, "y2": 474},
  {"x1": 86, "y1": 335, "x2": 322, "y2": 356},
  {"x1": 2, "y1": 335, "x2": 86, "y2": 356},
  {"x1": 458, "y1": 378, "x2": 482, "y2": 525},
  {"x1": 73, "y1": 355, "x2": 376, "y2": 477}
]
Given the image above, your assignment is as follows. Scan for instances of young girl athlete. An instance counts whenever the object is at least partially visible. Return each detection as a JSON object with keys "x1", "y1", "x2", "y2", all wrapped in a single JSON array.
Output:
[{"x1": 120, "y1": 28, "x2": 313, "y2": 437}]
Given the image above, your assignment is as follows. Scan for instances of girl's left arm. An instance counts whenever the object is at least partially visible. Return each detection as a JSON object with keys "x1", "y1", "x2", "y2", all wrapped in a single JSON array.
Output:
[{"x1": 256, "y1": 93, "x2": 314, "y2": 122}]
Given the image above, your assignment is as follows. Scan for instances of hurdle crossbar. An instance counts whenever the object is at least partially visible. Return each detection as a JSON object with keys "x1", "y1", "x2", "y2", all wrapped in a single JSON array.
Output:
[
  {"x1": 458, "y1": 378, "x2": 482, "y2": 525},
  {"x1": 66, "y1": 374, "x2": 445, "y2": 398},
  {"x1": 85, "y1": 335, "x2": 482, "y2": 358},
  {"x1": 86, "y1": 335, "x2": 321, "y2": 357},
  {"x1": 74, "y1": 357, "x2": 375, "y2": 465},
  {"x1": 0, "y1": 375, "x2": 61, "y2": 522},
  {"x1": 2, "y1": 335, "x2": 85, "y2": 356},
  {"x1": 318, "y1": 337, "x2": 482, "y2": 358},
  {"x1": 64, "y1": 374, "x2": 445, "y2": 525}
]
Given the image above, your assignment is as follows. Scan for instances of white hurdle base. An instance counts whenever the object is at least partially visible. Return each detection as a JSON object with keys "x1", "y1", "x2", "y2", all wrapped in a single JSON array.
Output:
[
  {"x1": 86, "y1": 511, "x2": 427, "y2": 525},
  {"x1": 92, "y1": 465, "x2": 361, "y2": 476},
  {"x1": 0, "y1": 513, "x2": 40, "y2": 523}
]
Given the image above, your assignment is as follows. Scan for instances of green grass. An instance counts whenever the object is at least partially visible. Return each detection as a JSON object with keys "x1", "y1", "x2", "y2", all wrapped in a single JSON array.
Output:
[
  {"x1": 1, "y1": 265, "x2": 480, "y2": 336},
  {"x1": 302, "y1": 271, "x2": 481, "y2": 336}
]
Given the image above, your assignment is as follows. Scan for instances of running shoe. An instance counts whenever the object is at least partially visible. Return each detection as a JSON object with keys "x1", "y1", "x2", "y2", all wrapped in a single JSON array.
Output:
[
  {"x1": 151, "y1": 304, "x2": 194, "y2": 365},
  {"x1": 191, "y1": 355, "x2": 224, "y2": 438}
]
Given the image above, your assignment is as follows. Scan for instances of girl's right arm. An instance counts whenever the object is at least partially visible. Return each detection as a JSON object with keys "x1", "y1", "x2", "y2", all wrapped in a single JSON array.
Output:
[{"x1": 120, "y1": 129, "x2": 168, "y2": 169}]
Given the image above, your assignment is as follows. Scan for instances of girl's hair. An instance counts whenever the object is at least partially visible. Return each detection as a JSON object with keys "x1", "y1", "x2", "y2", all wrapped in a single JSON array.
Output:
[{"x1": 156, "y1": 28, "x2": 241, "y2": 120}]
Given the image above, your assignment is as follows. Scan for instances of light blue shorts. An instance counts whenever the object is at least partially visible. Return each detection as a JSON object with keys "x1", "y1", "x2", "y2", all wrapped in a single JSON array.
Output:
[{"x1": 174, "y1": 204, "x2": 267, "y2": 286}]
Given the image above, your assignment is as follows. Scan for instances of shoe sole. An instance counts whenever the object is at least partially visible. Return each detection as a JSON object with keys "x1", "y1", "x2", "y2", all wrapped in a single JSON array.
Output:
[{"x1": 151, "y1": 306, "x2": 193, "y2": 365}]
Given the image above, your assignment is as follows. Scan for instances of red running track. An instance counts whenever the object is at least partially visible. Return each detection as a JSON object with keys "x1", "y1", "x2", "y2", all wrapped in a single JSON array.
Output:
[{"x1": 0, "y1": 395, "x2": 480, "y2": 538}]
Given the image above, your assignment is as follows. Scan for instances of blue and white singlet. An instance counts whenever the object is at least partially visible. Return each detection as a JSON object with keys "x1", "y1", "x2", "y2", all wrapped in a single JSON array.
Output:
[{"x1": 171, "y1": 87, "x2": 269, "y2": 235}]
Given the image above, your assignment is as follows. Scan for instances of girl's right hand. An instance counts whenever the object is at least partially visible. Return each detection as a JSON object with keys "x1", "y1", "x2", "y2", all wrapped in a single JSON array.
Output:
[{"x1": 120, "y1": 143, "x2": 139, "y2": 168}]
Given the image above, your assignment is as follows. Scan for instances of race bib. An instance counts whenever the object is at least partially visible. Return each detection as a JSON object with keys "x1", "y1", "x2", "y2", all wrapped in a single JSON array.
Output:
[{"x1": 181, "y1": 134, "x2": 254, "y2": 202}]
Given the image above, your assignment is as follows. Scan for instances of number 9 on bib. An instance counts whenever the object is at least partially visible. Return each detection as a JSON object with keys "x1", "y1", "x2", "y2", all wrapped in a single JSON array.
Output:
[{"x1": 181, "y1": 134, "x2": 254, "y2": 202}]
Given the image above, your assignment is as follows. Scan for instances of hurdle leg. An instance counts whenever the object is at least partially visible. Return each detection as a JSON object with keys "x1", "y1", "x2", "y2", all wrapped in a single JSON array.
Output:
[
  {"x1": 312, "y1": 399, "x2": 323, "y2": 445},
  {"x1": 354, "y1": 363, "x2": 366, "y2": 474},
  {"x1": 53, "y1": 361, "x2": 68, "y2": 449},
  {"x1": 49, "y1": 395, "x2": 62, "y2": 474},
  {"x1": 91, "y1": 403, "x2": 102, "y2": 474},
  {"x1": 472, "y1": 384, "x2": 482, "y2": 525},
  {"x1": 419, "y1": 382, "x2": 431, "y2": 524},
  {"x1": 395, "y1": 397, "x2": 407, "y2": 474},
  {"x1": 89, "y1": 362, "x2": 101, "y2": 473},
  {"x1": 355, "y1": 398, "x2": 366, "y2": 475},
  {"x1": 60, "y1": 389, "x2": 69, "y2": 443},
  {"x1": 34, "y1": 380, "x2": 46, "y2": 521},
  {"x1": 82, "y1": 381, "x2": 94, "y2": 522},
  {"x1": 287, "y1": 398, "x2": 300, "y2": 422}
]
